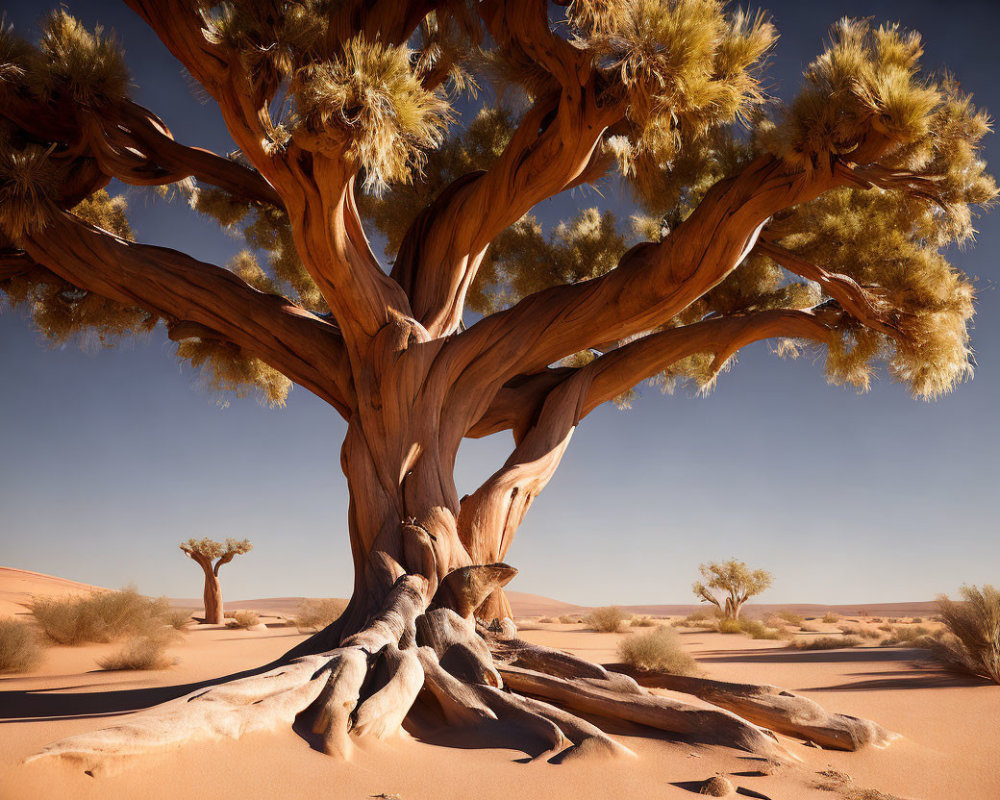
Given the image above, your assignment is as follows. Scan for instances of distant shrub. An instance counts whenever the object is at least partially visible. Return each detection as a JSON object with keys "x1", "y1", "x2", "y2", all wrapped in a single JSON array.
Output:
[
  {"x1": 821, "y1": 612, "x2": 840, "y2": 624},
  {"x1": 617, "y1": 627, "x2": 699, "y2": 675},
  {"x1": 791, "y1": 636, "x2": 862, "y2": 650},
  {"x1": 0, "y1": 618, "x2": 43, "y2": 673},
  {"x1": 630, "y1": 615, "x2": 657, "y2": 627},
  {"x1": 715, "y1": 618, "x2": 784, "y2": 639},
  {"x1": 32, "y1": 588, "x2": 169, "y2": 645},
  {"x1": 98, "y1": 634, "x2": 174, "y2": 670},
  {"x1": 294, "y1": 598, "x2": 348, "y2": 631},
  {"x1": 838, "y1": 624, "x2": 881, "y2": 640},
  {"x1": 538, "y1": 616, "x2": 557, "y2": 623},
  {"x1": 887, "y1": 617, "x2": 900, "y2": 624},
  {"x1": 934, "y1": 585, "x2": 1000, "y2": 683},
  {"x1": 799, "y1": 625, "x2": 819, "y2": 633},
  {"x1": 226, "y1": 610, "x2": 260, "y2": 629},
  {"x1": 911, "y1": 617, "x2": 924, "y2": 623},
  {"x1": 776, "y1": 610, "x2": 805, "y2": 626},
  {"x1": 871, "y1": 617, "x2": 884, "y2": 623},
  {"x1": 557, "y1": 615, "x2": 579, "y2": 624},
  {"x1": 588, "y1": 606, "x2": 627, "y2": 633},
  {"x1": 879, "y1": 624, "x2": 939, "y2": 648}
]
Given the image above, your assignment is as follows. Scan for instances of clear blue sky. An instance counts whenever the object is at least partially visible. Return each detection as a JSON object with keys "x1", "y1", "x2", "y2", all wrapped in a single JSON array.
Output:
[{"x1": 1, "y1": 1, "x2": 998, "y2": 605}]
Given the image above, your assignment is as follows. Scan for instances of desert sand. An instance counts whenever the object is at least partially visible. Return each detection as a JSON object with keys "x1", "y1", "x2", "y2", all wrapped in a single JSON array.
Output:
[{"x1": 1, "y1": 567, "x2": 997, "y2": 800}]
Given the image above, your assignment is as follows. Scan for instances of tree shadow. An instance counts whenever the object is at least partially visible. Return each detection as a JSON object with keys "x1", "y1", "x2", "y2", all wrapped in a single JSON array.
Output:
[{"x1": 0, "y1": 658, "x2": 288, "y2": 722}]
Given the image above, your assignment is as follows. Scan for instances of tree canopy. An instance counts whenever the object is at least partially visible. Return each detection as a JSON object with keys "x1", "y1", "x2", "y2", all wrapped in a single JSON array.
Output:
[
  {"x1": 1, "y1": 2, "x2": 994, "y2": 412},
  {"x1": 693, "y1": 558, "x2": 772, "y2": 618}
]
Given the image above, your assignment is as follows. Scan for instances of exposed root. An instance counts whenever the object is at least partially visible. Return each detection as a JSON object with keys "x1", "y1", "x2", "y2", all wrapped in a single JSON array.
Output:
[
  {"x1": 24, "y1": 569, "x2": 897, "y2": 776},
  {"x1": 606, "y1": 665, "x2": 899, "y2": 751},
  {"x1": 498, "y1": 664, "x2": 792, "y2": 761}
]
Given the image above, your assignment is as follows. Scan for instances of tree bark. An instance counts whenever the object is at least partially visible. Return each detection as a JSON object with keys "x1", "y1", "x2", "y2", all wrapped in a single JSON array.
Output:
[{"x1": 203, "y1": 569, "x2": 224, "y2": 625}]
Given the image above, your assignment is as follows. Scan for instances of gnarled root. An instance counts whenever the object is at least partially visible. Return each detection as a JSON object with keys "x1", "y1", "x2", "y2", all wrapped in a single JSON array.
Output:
[
  {"x1": 605, "y1": 664, "x2": 899, "y2": 751},
  {"x1": 25, "y1": 569, "x2": 896, "y2": 775}
]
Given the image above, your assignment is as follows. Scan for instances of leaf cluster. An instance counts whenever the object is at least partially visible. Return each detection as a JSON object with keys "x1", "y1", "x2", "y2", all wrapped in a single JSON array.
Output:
[{"x1": 180, "y1": 537, "x2": 254, "y2": 561}]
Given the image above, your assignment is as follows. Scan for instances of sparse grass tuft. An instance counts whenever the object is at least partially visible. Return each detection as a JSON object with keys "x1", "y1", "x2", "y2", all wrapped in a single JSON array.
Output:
[
  {"x1": 0, "y1": 618, "x2": 43, "y2": 673},
  {"x1": 822, "y1": 612, "x2": 840, "y2": 623},
  {"x1": 713, "y1": 618, "x2": 784, "y2": 639},
  {"x1": 294, "y1": 598, "x2": 348, "y2": 632},
  {"x1": 716, "y1": 618, "x2": 744, "y2": 634},
  {"x1": 934, "y1": 585, "x2": 1000, "y2": 683},
  {"x1": 557, "y1": 615, "x2": 581, "y2": 624},
  {"x1": 32, "y1": 588, "x2": 169, "y2": 645},
  {"x1": 617, "y1": 626, "x2": 700, "y2": 675},
  {"x1": 588, "y1": 606, "x2": 627, "y2": 633},
  {"x1": 538, "y1": 616, "x2": 557, "y2": 623},
  {"x1": 226, "y1": 610, "x2": 260, "y2": 629},
  {"x1": 838, "y1": 624, "x2": 882, "y2": 640},
  {"x1": 98, "y1": 633, "x2": 174, "y2": 670},
  {"x1": 630, "y1": 615, "x2": 658, "y2": 627},
  {"x1": 791, "y1": 635, "x2": 862, "y2": 650}
]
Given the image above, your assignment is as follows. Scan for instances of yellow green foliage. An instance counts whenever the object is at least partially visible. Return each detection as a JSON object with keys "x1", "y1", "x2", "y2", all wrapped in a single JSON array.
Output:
[
  {"x1": 291, "y1": 35, "x2": 452, "y2": 192},
  {"x1": 176, "y1": 338, "x2": 292, "y2": 407},
  {"x1": 180, "y1": 537, "x2": 253, "y2": 561}
]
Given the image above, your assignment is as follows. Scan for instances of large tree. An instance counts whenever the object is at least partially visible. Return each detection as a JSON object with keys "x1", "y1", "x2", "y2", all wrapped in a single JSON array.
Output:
[{"x1": 5, "y1": 0, "x2": 993, "y2": 772}]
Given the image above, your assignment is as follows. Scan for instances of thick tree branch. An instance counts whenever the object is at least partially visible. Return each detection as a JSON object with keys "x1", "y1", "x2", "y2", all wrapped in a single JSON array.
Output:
[
  {"x1": 20, "y1": 211, "x2": 355, "y2": 415},
  {"x1": 390, "y1": 0, "x2": 622, "y2": 337},
  {"x1": 467, "y1": 308, "x2": 838, "y2": 440},
  {"x1": 446, "y1": 155, "x2": 841, "y2": 433}
]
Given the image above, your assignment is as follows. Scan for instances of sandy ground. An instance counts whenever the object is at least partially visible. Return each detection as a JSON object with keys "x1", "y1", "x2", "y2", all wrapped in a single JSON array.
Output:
[{"x1": 1, "y1": 569, "x2": 998, "y2": 800}]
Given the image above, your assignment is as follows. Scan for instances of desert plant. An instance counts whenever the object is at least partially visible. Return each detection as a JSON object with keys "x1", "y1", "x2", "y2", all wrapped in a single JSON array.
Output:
[
  {"x1": 838, "y1": 624, "x2": 882, "y2": 641},
  {"x1": 934, "y1": 585, "x2": 1000, "y2": 683},
  {"x1": 538, "y1": 616, "x2": 556, "y2": 623},
  {"x1": 180, "y1": 538, "x2": 253, "y2": 625},
  {"x1": 776, "y1": 610, "x2": 805, "y2": 626},
  {"x1": 716, "y1": 618, "x2": 743, "y2": 634},
  {"x1": 0, "y1": 618, "x2": 43, "y2": 673},
  {"x1": 588, "y1": 607, "x2": 627, "y2": 633},
  {"x1": 227, "y1": 610, "x2": 261, "y2": 629},
  {"x1": 693, "y1": 560, "x2": 772, "y2": 620},
  {"x1": 98, "y1": 634, "x2": 174, "y2": 670},
  {"x1": 630, "y1": 615, "x2": 657, "y2": 627},
  {"x1": 791, "y1": 636, "x2": 862, "y2": 650},
  {"x1": 617, "y1": 627, "x2": 699, "y2": 675},
  {"x1": 557, "y1": 615, "x2": 579, "y2": 624},
  {"x1": 32, "y1": 588, "x2": 169, "y2": 645},
  {"x1": 912, "y1": 617, "x2": 924, "y2": 623},
  {"x1": 294, "y1": 598, "x2": 349, "y2": 632},
  {"x1": 821, "y1": 612, "x2": 840, "y2": 624},
  {"x1": 166, "y1": 610, "x2": 195, "y2": 630}
]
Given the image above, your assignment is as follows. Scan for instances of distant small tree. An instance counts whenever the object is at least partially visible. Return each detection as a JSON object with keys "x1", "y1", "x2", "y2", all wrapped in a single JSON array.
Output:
[
  {"x1": 180, "y1": 538, "x2": 253, "y2": 625},
  {"x1": 693, "y1": 559, "x2": 772, "y2": 620}
]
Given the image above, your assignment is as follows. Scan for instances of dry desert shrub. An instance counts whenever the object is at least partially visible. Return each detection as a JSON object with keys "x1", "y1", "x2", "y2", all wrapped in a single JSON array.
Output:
[
  {"x1": 31, "y1": 587, "x2": 169, "y2": 645},
  {"x1": 630, "y1": 615, "x2": 658, "y2": 627},
  {"x1": 617, "y1": 626, "x2": 699, "y2": 675},
  {"x1": 776, "y1": 610, "x2": 805, "y2": 626},
  {"x1": 911, "y1": 617, "x2": 924, "y2": 623},
  {"x1": 588, "y1": 606, "x2": 627, "y2": 633},
  {"x1": 98, "y1": 633, "x2": 174, "y2": 670},
  {"x1": 557, "y1": 615, "x2": 581, "y2": 624},
  {"x1": 838, "y1": 624, "x2": 882, "y2": 640},
  {"x1": 934, "y1": 585, "x2": 1000, "y2": 683},
  {"x1": 791, "y1": 635, "x2": 862, "y2": 650},
  {"x1": 294, "y1": 598, "x2": 348, "y2": 631},
  {"x1": 227, "y1": 610, "x2": 261, "y2": 629},
  {"x1": 165, "y1": 609, "x2": 195, "y2": 630},
  {"x1": 822, "y1": 612, "x2": 840, "y2": 623},
  {"x1": 716, "y1": 618, "x2": 784, "y2": 639},
  {"x1": 0, "y1": 618, "x2": 43, "y2": 673},
  {"x1": 537, "y1": 616, "x2": 557, "y2": 623}
]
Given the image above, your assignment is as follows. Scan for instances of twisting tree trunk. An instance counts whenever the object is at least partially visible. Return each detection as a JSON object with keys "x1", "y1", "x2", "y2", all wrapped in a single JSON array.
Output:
[{"x1": 203, "y1": 569, "x2": 223, "y2": 625}]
